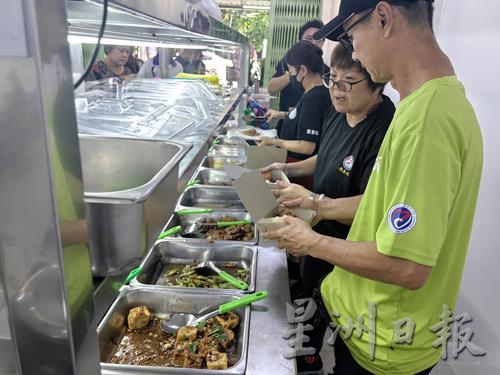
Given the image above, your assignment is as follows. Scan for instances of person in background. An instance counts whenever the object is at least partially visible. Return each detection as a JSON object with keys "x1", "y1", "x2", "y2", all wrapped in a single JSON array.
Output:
[
  {"x1": 137, "y1": 51, "x2": 184, "y2": 78},
  {"x1": 85, "y1": 45, "x2": 133, "y2": 81},
  {"x1": 125, "y1": 47, "x2": 142, "y2": 74},
  {"x1": 175, "y1": 49, "x2": 206, "y2": 74},
  {"x1": 264, "y1": 1, "x2": 483, "y2": 374},
  {"x1": 267, "y1": 20, "x2": 326, "y2": 136},
  {"x1": 257, "y1": 41, "x2": 331, "y2": 191},
  {"x1": 188, "y1": 50, "x2": 207, "y2": 74},
  {"x1": 173, "y1": 49, "x2": 194, "y2": 70},
  {"x1": 249, "y1": 47, "x2": 262, "y2": 87},
  {"x1": 262, "y1": 43, "x2": 394, "y2": 374}
]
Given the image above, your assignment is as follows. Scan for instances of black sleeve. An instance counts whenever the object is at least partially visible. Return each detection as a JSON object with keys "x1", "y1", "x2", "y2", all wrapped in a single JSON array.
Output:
[
  {"x1": 272, "y1": 59, "x2": 286, "y2": 78},
  {"x1": 319, "y1": 107, "x2": 339, "y2": 144},
  {"x1": 358, "y1": 99, "x2": 395, "y2": 191},
  {"x1": 295, "y1": 93, "x2": 324, "y2": 144},
  {"x1": 358, "y1": 131, "x2": 386, "y2": 192}
]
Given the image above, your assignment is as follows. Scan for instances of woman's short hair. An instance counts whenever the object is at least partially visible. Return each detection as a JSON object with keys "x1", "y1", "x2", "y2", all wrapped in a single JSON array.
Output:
[
  {"x1": 284, "y1": 41, "x2": 324, "y2": 75},
  {"x1": 103, "y1": 45, "x2": 116, "y2": 55},
  {"x1": 330, "y1": 44, "x2": 385, "y2": 92}
]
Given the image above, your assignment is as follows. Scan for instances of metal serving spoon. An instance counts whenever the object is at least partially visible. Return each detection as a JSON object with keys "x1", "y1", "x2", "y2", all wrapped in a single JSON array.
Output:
[{"x1": 160, "y1": 291, "x2": 268, "y2": 335}]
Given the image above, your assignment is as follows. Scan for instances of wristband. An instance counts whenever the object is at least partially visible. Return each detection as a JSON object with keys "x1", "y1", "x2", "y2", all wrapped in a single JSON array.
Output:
[{"x1": 309, "y1": 192, "x2": 325, "y2": 201}]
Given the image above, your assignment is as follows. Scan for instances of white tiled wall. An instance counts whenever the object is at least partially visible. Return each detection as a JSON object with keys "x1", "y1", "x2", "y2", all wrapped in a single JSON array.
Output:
[{"x1": 432, "y1": 0, "x2": 500, "y2": 374}]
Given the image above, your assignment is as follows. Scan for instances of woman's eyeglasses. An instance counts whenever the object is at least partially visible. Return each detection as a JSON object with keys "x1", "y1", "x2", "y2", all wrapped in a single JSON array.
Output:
[{"x1": 322, "y1": 74, "x2": 369, "y2": 92}]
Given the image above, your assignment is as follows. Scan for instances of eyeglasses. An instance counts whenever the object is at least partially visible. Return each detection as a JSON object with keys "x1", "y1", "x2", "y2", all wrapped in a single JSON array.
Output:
[
  {"x1": 337, "y1": 8, "x2": 375, "y2": 53},
  {"x1": 322, "y1": 74, "x2": 369, "y2": 92}
]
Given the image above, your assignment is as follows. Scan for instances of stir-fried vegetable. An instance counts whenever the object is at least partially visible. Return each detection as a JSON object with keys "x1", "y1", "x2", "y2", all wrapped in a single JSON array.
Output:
[{"x1": 156, "y1": 263, "x2": 249, "y2": 289}]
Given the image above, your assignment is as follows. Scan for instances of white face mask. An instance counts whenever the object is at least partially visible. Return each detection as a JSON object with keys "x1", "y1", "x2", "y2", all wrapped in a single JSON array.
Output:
[{"x1": 289, "y1": 108, "x2": 298, "y2": 119}]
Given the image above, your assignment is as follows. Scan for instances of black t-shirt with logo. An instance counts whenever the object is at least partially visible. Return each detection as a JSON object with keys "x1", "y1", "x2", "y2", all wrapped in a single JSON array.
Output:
[
  {"x1": 279, "y1": 85, "x2": 332, "y2": 160},
  {"x1": 273, "y1": 59, "x2": 330, "y2": 133},
  {"x1": 313, "y1": 94, "x2": 395, "y2": 239}
]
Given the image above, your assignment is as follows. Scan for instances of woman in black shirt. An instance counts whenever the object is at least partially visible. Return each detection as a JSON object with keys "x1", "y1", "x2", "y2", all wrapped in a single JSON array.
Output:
[
  {"x1": 262, "y1": 44, "x2": 395, "y2": 373},
  {"x1": 257, "y1": 41, "x2": 332, "y2": 190}
]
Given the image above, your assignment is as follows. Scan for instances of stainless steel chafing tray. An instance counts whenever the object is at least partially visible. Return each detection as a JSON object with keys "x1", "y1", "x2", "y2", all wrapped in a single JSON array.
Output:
[
  {"x1": 177, "y1": 186, "x2": 245, "y2": 211},
  {"x1": 79, "y1": 135, "x2": 190, "y2": 276},
  {"x1": 98, "y1": 287, "x2": 250, "y2": 375},
  {"x1": 213, "y1": 136, "x2": 249, "y2": 147},
  {"x1": 201, "y1": 156, "x2": 246, "y2": 171},
  {"x1": 208, "y1": 145, "x2": 248, "y2": 158},
  {"x1": 191, "y1": 169, "x2": 233, "y2": 187},
  {"x1": 129, "y1": 241, "x2": 257, "y2": 294},
  {"x1": 161, "y1": 210, "x2": 258, "y2": 245}
]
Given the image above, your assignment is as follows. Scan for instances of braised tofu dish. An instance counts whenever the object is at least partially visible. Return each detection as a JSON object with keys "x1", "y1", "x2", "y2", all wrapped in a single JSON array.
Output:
[
  {"x1": 109, "y1": 307, "x2": 240, "y2": 369},
  {"x1": 127, "y1": 306, "x2": 152, "y2": 330}
]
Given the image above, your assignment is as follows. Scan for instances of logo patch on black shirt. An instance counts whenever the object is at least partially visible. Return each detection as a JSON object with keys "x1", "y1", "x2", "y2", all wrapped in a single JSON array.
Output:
[{"x1": 343, "y1": 155, "x2": 354, "y2": 171}]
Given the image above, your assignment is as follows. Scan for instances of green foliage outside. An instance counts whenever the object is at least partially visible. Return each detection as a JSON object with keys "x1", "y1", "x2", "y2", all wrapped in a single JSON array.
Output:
[{"x1": 223, "y1": 11, "x2": 269, "y2": 53}]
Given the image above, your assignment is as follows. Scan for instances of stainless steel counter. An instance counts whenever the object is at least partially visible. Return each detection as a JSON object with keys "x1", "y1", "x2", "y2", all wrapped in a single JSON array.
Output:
[{"x1": 247, "y1": 242, "x2": 296, "y2": 374}]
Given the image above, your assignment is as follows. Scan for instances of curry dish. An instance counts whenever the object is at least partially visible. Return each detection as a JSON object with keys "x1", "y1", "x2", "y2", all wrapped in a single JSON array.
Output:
[{"x1": 109, "y1": 306, "x2": 240, "y2": 369}]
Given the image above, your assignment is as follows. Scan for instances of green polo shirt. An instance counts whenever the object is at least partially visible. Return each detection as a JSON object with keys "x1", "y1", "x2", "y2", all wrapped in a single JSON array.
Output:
[{"x1": 321, "y1": 76, "x2": 483, "y2": 374}]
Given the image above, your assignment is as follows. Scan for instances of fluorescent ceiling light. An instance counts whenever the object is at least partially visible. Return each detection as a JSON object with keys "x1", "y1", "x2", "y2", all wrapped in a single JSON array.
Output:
[{"x1": 67, "y1": 35, "x2": 207, "y2": 49}]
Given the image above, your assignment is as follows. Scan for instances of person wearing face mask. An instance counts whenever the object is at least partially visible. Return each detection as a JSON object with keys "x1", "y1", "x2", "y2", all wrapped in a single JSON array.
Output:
[
  {"x1": 258, "y1": 41, "x2": 332, "y2": 190},
  {"x1": 267, "y1": 20, "x2": 328, "y2": 136}
]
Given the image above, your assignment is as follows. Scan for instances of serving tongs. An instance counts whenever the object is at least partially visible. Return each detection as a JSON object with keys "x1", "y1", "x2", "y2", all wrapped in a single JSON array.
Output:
[
  {"x1": 193, "y1": 261, "x2": 248, "y2": 290},
  {"x1": 161, "y1": 290, "x2": 268, "y2": 335}
]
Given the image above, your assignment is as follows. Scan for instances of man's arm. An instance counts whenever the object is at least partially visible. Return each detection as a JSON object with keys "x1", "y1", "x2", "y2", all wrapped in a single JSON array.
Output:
[
  {"x1": 309, "y1": 235, "x2": 432, "y2": 290},
  {"x1": 263, "y1": 217, "x2": 432, "y2": 290},
  {"x1": 267, "y1": 72, "x2": 290, "y2": 94}
]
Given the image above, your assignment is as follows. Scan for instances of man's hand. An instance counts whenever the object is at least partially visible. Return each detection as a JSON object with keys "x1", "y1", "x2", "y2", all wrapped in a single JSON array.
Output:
[
  {"x1": 271, "y1": 181, "x2": 311, "y2": 203},
  {"x1": 262, "y1": 216, "x2": 319, "y2": 257}
]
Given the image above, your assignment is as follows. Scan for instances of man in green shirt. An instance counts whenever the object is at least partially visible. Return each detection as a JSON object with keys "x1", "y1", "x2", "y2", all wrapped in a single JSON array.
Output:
[{"x1": 263, "y1": 1, "x2": 483, "y2": 374}]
